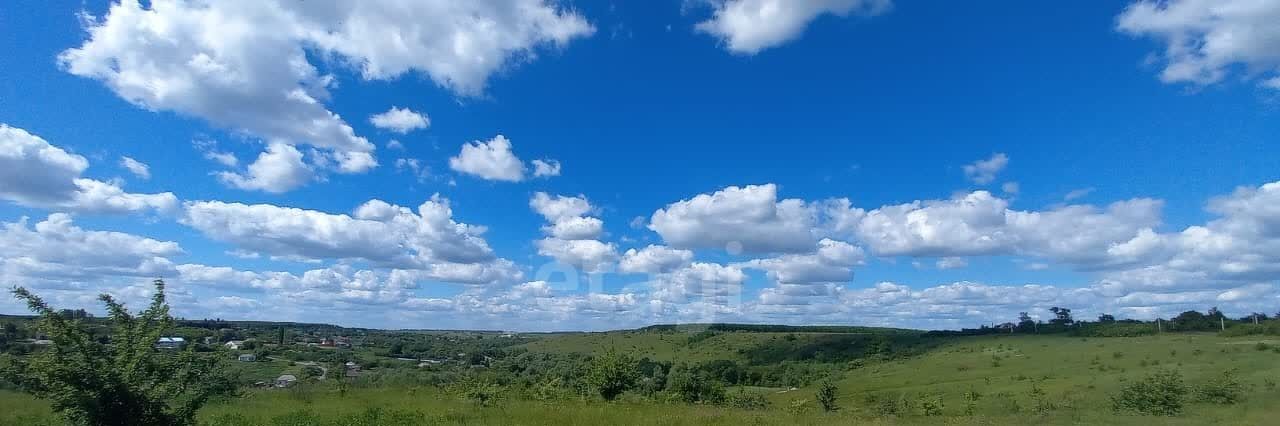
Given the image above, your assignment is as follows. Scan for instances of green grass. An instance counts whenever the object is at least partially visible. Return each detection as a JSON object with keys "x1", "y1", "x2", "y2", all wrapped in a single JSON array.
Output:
[
  {"x1": 3, "y1": 333, "x2": 1279, "y2": 425},
  {"x1": 520, "y1": 330, "x2": 882, "y2": 363}
]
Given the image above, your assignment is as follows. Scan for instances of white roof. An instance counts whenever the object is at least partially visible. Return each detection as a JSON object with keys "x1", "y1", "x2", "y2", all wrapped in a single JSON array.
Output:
[
  {"x1": 277, "y1": 375, "x2": 297, "y2": 381},
  {"x1": 158, "y1": 337, "x2": 185, "y2": 342}
]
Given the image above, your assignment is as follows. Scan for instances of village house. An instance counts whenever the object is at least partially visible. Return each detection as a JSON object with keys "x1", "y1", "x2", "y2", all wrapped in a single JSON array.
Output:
[
  {"x1": 237, "y1": 354, "x2": 256, "y2": 362},
  {"x1": 275, "y1": 375, "x2": 297, "y2": 388},
  {"x1": 155, "y1": 337, "x2": 185, "y2": 350}
]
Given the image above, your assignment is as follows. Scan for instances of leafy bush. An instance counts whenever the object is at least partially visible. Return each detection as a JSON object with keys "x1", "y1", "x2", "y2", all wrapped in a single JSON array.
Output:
[
  {"x1": 456, "y1": 376, "x2": 503, "y2": 407},
  {"x1": 665, "y1": 364, "x2": 725, "y2": 404},
  {"x1": 816, "y1": 379, "x2": 839, "y2": 412},
  {"x1": 962, "y1": 388, "x2": 982, "y2": 415},
  {"x1": 918, "y1": 393, "x2": 944, "y2": 416},
  {"x1": 1194, "y1": 370, "x2": 1244, "y2": 404},
  {"x1": 0, "y1": 280, "x2": 233, "y2": 426},
  {"x1": 586, "y1": 349, "x2": 640, "y2": 401},
  {"x1": 725, "y1": 387, "x2": 770, "y2": 410},
  {"x1": 1111, "y1": 369, "x2": 1187, "y2": 416}
]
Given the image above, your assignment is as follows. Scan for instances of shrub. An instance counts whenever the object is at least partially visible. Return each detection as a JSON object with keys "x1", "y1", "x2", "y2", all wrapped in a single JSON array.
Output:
[
  {"x1": 816, "y1": 379, "x2": 839, "y2": 412},
  {"x1": 586, "y1": 349, "x2": 640, "y2": 401},
  {"x1": 786, "y1": 398, "x2": 811, "y2": 414},
  {"x1": 0, "y1": 280, "x2": 233, "y2": 426},
  {"x1": 1111, "y1": 369, "x2": 1187, "y2": 416},
  {"x1": 457, "y1": 376, "x2": 503, "y2": 407},
  {"x1": 726, "y1": 387, "x2": 771, "y2": 410},
  {"x1": 918, "y1": 393, "x2": 944, "y2": 416},
  {"x1": 666, "y1": 364, "x2": 725, "y2": 404},
  {"x1": 1029, "y1": 383, "x2": 1055, "y2": 413},
  {"x1": 1194, "y1": 369, "x2": 1244, "y2": 404},
  {"x1": 962, "y1": 388, "x2": 983, "y2": 415}
]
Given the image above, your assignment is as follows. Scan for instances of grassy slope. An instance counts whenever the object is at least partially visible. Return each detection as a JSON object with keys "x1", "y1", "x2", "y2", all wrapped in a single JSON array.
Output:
[
  {"x1": 520, "y1": 330, "x2": 898, "y2": 363},
  {"x1": 520, "y1": 330, "x2": 778, "y2": 362},
  {"x1": 3, "y1": 333, "x2": 1278, "y2": 425}
]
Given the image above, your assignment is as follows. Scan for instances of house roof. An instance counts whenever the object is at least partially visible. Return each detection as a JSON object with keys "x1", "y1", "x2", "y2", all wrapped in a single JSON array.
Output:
[{"x1": 277, "y1": 375, "x2": 297, "y2": 381}]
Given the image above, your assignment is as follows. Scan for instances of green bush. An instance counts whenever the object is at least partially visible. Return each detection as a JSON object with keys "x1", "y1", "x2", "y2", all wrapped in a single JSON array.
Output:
[
  {"x1": 665, "y1": 364, "x2": 725, "y2": 404},
  {"x1": 918, "y1": 393, "x2": 944, "y2": 416},
  {"x1": 1194, "y1": 370, "x2": 1244, "y2": 404},
  {"x1": 725, "y1": 387, "x2": 770, "y2": 410},
  {"x1": 1111, "y1": 369, "x2": 1187, "y2": 416},
  {"x1": 586, "y1": 349, "x2": 640, "y2": 401},
  {"x1": 0, "y1": 280, "x2": 233, "y2": 426},
  {"x1": 816, "y1": 379, "x2": 839, "y2": 412}
]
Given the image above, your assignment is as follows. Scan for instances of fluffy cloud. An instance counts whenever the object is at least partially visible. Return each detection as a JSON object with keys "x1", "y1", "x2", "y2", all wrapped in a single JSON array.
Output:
[
  {"x1": 449, "y1": 135, "x2": 526, "y2": 182},
  {"x1": 856, "y1": 190, "x2": 1163, "y2": 268},
  {"x1": 534, "y1": 238, "x2": 618, "y2": 274},
  {"x1": 744, "y1": 238, "x2": 864, "y2": 285},
  {"x1": 649, "y1": 184, "x2": 824, "y2": 253},
  {"x1": 619, "y1": 245, "x2": 694, "y2": 274},
  {"x1": 963, "y1": 153, "x2": 1008, "y2": 185},
  {"x1": 0, "y1": 214, "x2": 181, "y2": 288},
  {"x1": 530, "y1": 192, "x2": 617, "y2": 272},
  {"x1": 182, "y1": 196, "x2": 506, "y2": 273},
  {"x1": 216, "y1": 142, "x2": 313, "y2": 193},
  {"x1": 647, "y1": 262, "x2": 747, "y2": 303},
  {"x1": 530, "y1": 192, "x2": 593, "y2": 222},
  {"x1": 1095, "y1": 181, "x2": 1280, "y2": 296},
  {"x1": 532, "y1": 159, "x2": 562, "y2": 177},
  {"x1": 119, "y1": 156, "x2": 150, "y2": 179},
  {"x1": 0, "y1": 124, "x2": 176, "y2": 214},
  {"x1": 1118, "y1": 0, "x2": 1280, "y2": 89},
  {"x1": 696, "y1": 0, "x2": 892, "y2": 54},
  {"x1": 61, "y1": 0, "x2": 593, "y2": 190},
  {"x1": 370, "y1": 107, "x2": 430, "y2": 134}
]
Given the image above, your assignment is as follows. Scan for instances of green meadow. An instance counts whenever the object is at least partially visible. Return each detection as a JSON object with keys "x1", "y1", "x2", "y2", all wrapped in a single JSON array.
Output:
[{"x1": 3, "y1": 332, "x2": 1277, "y2": 425}]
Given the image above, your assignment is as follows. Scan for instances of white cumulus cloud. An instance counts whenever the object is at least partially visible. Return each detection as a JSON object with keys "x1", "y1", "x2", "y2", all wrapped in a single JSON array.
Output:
[
  {"x1": 0, "y1": 124, "x2": 176, "y2": 214},
  {"x1": 696, "y1": 0, "x2": 892, "y2": 55},
  {"x1": 370, "y1": 106, "x2": 430, "y2": 134},
  {"x1": 1118, "y1": 0, "x2": 1280, "y2": 89}
]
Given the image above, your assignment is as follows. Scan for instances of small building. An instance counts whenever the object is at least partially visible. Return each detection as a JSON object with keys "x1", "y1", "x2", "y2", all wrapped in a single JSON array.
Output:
[
  {"x1": 155, "y1": 337, "x2": 185, "y2": 350},
  {"x1": 31, "y1": 339, "x2": 53, "y2": 345},
  {"x1": 237, "y1": 354, "x2": 257, "y2": 362},
  {"x1": 275, "y1": 375, "x2": 297, "y2": 388},
  {"x1": 344, "y1": 361, "x2": 361, "y2": 378},
  {"x1": 224, "y1": 340, "x2": 245, "y2": 350}
]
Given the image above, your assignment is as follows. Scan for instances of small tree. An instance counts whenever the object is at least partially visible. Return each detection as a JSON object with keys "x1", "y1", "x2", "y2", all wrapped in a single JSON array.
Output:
[
  {"x1": 816, "y1": 379, "x2": 839, "y2": 412},
  {"x1": 962, "y1": 388, "x2": 982, "y2": 415},
  {"x1": 1049, "y1": 307, "x2": 1074, "y2": 325},
  {"x1": 586, "y1": 349, "x2": 640, "y2": 401},
  {"x1": 0, "y1": 280, "x2": 232, "y2": 426}
]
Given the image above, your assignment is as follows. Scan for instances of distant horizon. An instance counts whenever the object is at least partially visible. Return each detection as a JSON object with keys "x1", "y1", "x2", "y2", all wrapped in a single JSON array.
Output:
[{"x1": 2, "y1": 1, "x2": 1279, "y2": 331}]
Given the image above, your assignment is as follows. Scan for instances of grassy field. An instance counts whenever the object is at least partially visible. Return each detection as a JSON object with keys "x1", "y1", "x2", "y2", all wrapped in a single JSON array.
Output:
[
  {"x1": 519, "y1": 330, "x2": 793, "y2": 363},
  {"x1": 3, "y1": 333, "x2": 1277, "y2": 425}
]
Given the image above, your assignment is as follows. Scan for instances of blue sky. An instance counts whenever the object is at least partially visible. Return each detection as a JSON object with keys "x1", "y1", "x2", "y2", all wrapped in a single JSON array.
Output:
[{"x1": 1, "y1": 0, "x2": 1279, "y2": 331}]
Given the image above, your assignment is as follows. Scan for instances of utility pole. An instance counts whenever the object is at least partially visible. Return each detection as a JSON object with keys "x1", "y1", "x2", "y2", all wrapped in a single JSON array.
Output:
[
  {"x1": 1157, "y1": 318, "x2": 1162, "y2": 333},
  {"x1": 1220, "y1": 316, "x2": 1225, "y2": 332}
]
